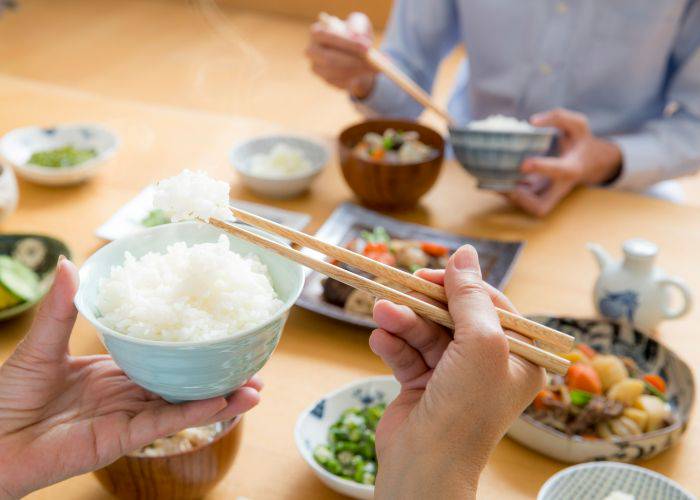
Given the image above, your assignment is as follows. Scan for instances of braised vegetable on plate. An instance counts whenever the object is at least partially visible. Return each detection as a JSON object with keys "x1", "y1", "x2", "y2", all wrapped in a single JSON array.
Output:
[
  {"x1": 321, "y1": 226, "x2": 451, "y2": 317},
  {"x1": 528, "y1": 343, "x2": 674, "y2": 439}
]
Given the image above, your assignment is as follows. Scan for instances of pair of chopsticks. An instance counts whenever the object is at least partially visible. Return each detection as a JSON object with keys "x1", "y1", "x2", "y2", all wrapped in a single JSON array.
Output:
[
  {"x1": 316, "y1": 12, "x2": 455, "y2": 125},
  {"x1": 207, "y1": 209, "x2": 573, "y2": 375}
]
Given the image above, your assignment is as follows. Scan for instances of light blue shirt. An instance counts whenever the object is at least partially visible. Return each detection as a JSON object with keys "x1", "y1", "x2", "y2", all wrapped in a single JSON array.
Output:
[{"x1": 358, "y1": 0, "x2": 700, "y2": 193}]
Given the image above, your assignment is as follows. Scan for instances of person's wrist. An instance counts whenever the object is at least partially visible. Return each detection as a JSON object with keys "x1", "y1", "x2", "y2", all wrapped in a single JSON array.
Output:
[
  {"x1": 377, "y1": 428, "x2": 481, "y2": 499},
  {"x1": 349, "y1": 73, "x2": 375, "y2": 100},
  {"x1": 584, "y1": 137, "x2": 623, "y2": 185}
]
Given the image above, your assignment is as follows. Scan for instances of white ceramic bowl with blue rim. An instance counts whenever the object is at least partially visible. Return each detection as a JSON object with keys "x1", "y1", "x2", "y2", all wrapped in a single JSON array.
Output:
[
  {"x1": 295, "y1": 375, "x2": 400, "y2": 500},
  {"x1": 449, "y1": 125, "x2": 555, "y2": 191},
  {"x1": 230, "y1": 134, "x2": 329, "y2": 199},
  {"x1": 508, "y1": 317, "x2": 694, "y2": 464},
  {"x1": 75, "y1": 221, "x2": 304, "y2": 403},
  {"x1": 538, "y1": 462, "x2": 696, "y2": 500},
  {"x1": 0, "y1": 123, "x2": 119, "y2": 186}
]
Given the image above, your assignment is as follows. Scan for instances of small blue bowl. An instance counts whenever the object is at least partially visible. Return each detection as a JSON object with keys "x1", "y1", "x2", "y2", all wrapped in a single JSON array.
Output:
[
  {"x1": 75, "y1": 221, "x2": 304, "y2": 403},
  {"x1": 449, "y1": 126, "x2": 556, "y2": 192}
]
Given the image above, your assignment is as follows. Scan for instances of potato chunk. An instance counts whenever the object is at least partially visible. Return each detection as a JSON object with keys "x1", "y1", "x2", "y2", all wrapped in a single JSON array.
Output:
[
  {"x1": 634, "y1": 395, "x2": 671, "y2": 432},
  {"x1": 591, "y1": 355, "x2": 628, "y2": 391},
  {"x1": 607, "y1": 378, "x2": 645, "y2": 406}
]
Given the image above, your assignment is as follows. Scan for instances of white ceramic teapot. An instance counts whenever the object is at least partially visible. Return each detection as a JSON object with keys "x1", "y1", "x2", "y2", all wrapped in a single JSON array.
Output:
[
  {"x1": 588, "y1": 238, "x2": 692, "y2": 334},
  {"x1": 0, "y1": 160, "x2": 18, "y2": 223}
]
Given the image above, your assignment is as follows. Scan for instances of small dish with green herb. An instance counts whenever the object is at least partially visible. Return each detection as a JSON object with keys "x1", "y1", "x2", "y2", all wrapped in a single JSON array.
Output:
[
  {"x1": 0, "y1": 123, "x2": 118, "y2": 186},
  {"x1": 295, "y1": 375, "x2": 399, "y2": 500}
]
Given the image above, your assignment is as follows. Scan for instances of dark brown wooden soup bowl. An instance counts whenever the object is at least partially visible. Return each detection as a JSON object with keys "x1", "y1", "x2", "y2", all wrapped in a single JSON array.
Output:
[
  {"x1": 338, "y1": 119, "x2": 445, "y2": 210},
  {"x1": 93, "y1": 416, "x2": 243, "y2": 499}
]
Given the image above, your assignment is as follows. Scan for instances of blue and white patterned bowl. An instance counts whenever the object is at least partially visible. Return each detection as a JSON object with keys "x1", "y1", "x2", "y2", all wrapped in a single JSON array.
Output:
[
  {"x1": 0, "y1": 123, "x2": 119, "y2": 186},
  {"x1": 449, "y1": 126, "x2": 555, "y2": 191},
  {"x1": 508, "y1": 317, "x2": 695, "y2": 463},
  {"x1": 230, "y1": 134, "x2": 329, "y2": 199},
  {"x1": 294, "y1": 375, "x2": 400, "y2": 500},
  {"x1": 75, "y1": 221, "x2": 304, "y2": 403},
  {"x1": 538, "y1": 462, "x2": 695, "y2": 500}
]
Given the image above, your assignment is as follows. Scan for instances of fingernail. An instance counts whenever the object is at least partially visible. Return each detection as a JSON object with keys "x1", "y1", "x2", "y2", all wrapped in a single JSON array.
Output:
[
  {"x1": 453, "y1": 246, "x2": 476, "y2": 270},
  {"x1": 57, "y1": 255, "x2": 66, "y2": 268}
]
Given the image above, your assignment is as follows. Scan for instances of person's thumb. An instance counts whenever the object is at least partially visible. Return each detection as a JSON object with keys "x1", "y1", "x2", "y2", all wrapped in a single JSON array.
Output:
[
  {"x1": 443, "y1": 246, "x2": 503, "y2": 344},
  {"x1": 20, "y1": 256, "x2": 79, "y2": 361}
]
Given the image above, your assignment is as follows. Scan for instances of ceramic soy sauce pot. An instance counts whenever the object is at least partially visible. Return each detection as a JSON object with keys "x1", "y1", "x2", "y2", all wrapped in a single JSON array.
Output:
[{"x1": 588, "y1": 238, "x2": 692, "y2": 334}]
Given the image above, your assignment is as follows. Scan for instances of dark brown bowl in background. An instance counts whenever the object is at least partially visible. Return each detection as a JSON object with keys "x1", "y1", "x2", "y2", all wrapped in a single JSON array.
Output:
[
  {"x1": 93, "y1": 416, "x2": 243, "y2": 500},
  {"x1": 338, "y1": 119, "x2": 445, "y2": 210}
]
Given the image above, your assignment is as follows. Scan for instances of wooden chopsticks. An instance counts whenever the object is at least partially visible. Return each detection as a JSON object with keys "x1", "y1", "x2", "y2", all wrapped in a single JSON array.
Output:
[
  {"x1": 207, "y1": 210, "x2": 572, "y2": 375},
  {"x1": 365, "y1": 48, "x2": 456, "y2": 126}
]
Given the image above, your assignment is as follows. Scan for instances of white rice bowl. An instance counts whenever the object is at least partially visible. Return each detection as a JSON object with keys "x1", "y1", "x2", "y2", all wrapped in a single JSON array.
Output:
[{"x1": 96, "y1": 235, "x2": 283, "y2": 342}]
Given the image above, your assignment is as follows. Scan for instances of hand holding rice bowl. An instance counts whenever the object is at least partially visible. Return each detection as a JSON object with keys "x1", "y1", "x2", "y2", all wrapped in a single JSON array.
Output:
[{"x1": 75, "y1": 221, "x2": 304, "y2": 402}]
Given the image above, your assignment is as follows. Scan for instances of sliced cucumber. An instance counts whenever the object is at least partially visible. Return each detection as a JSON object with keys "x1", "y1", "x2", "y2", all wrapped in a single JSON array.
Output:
[{"x1": 0, "y1": 255, "x2": 40, "y2": 302}]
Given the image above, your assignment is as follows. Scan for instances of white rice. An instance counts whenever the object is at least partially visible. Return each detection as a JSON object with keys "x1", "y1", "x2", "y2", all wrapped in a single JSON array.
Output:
[
  {"x1": 153, "y1": 169, "x2": 231, "y2": 222},
  {"x1": 468, "y1": 115, "x2": 534, "y2": 132},
  {"x1": 96, "y1": 235, "x2": 283, "y2": 342},
  {"x1": 249, "y1": 143, "x2": 313, "y2": 178}
]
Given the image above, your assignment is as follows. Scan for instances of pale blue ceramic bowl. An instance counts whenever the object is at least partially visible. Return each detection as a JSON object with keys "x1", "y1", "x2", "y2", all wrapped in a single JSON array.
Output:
[
  {"x1": 75, "y1": 221, "x2": 304, "y2": 403},
  {"x1": 449, "y1": 126, "x2": 556, "y2": 192}
]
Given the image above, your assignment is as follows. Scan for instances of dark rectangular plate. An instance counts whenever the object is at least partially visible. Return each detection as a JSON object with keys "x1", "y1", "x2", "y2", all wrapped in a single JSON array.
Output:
[{"x1": 296, "y1": 203, "x2": 524, "y2": 329}]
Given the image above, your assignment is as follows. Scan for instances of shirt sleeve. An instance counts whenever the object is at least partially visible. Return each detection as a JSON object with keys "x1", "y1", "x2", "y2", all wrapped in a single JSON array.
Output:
[
  {"x1": 609, "y1": 1, "x2": 700, "y2": 191},
  {"x1": 354, "y1": 0, "x2": 460, "y2": 119}
]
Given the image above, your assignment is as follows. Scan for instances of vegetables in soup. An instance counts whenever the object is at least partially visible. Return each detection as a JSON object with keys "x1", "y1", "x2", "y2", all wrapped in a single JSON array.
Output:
[
  {"x1": 313, "y1": 404, "x2": 384, "y2": 485},
  {"x1": 353, "y1": 129, "x2": 436, "y2": 164},
  {"x1": 28, "y1": 145, "x2": 97, "y2": 168}
]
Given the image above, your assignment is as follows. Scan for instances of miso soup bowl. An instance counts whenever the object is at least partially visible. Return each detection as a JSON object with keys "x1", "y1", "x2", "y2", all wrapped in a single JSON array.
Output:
[{"x1": 75, "y1": 221, "x2": 304, "y2": 403}]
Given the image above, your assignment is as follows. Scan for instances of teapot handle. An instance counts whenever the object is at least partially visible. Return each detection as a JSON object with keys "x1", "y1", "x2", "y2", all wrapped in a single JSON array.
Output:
[{"x1": 658, "y1": 277, "x2": 692, "y2": 319}]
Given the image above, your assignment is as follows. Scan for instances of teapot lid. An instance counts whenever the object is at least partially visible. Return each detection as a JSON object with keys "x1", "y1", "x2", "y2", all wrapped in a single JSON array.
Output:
[{"x1": 623, "y1": 238, "x2": 658, "y2": 259}]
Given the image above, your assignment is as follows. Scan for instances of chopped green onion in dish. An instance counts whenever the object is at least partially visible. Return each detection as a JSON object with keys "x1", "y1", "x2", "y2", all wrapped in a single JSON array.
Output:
[
  {"x1": 313, "y1": 404, "x2": 385, "y2": 485},
  {"x1": 28, "y1": 145, "x2": 98, "y2": 168},
  {"x1": 141, "y1": 209, "x2": 170, "y2": 227}
]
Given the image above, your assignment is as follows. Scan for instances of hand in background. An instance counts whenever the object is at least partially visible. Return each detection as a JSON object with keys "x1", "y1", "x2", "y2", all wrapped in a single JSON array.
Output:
[
  {"x1": 0, "y1": 258, "x2": 262, "y2": 498},
  {"x1": 507, "y1": 108, "x2": 623, "y2": 217},
  {"x1": 370, "y1": 246, "x2": 545, "y2": 499},
  {"x1": 306, "y1": 12, "x2": 377, "y2": 99}
]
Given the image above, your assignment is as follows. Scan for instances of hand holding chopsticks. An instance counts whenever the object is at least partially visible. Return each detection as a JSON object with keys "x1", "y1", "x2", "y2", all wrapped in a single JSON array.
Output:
[{"x1": 207, "y1": 209, "x2": 572, "y2": 375}]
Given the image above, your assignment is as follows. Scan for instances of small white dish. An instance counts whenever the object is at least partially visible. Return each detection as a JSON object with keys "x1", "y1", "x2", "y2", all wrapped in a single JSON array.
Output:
[
  {"x1": 0, "y1": 123, "x2": 119, "y2": 186},
  {"x1": 230, "y1": 134, "x2": 329, "y2": 199},
  {"x1": 294, "y1": 375, "x2": 399, "y2": 500},
  {"x1": 538, "y1": 462, "x2": 695, "y2": 500},
  {"x1": 94, "y1": 185, "x2": 311, "y2": 241},
  {"x1": 0, "y1": 159, "x2": 18, "y2": 222}
]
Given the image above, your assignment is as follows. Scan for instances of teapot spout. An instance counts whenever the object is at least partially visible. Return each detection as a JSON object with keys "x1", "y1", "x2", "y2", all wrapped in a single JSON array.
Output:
[{"x1": 587, "y1": 242, "x2": 613, "y2": 271}]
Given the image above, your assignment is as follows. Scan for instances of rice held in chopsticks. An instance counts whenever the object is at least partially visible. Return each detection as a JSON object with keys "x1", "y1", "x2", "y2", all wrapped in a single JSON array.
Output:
[{"x1": 153, "y1": 169, "x2": 231, "y2": 222}]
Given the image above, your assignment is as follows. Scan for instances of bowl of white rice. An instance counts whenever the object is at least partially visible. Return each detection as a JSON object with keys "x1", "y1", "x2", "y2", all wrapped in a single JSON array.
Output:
[
  {"x1": 449, "y1": 115, "x2": 556, "y2": 192},
  {"x1": 230, "y1": 134, "x2": 329, "y2": 199},
  {"x1": 75, "y1": 221, "x2": 304, "y2": 403}
]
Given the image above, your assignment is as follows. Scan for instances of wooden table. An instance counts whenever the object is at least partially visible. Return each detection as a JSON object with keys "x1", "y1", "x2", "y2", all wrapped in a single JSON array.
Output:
[{"x1": 1, "y1": 75, "x2": 698, "y2": 499}]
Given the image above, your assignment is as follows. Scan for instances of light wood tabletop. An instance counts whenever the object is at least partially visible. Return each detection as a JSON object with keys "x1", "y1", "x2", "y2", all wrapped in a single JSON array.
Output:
[{"x1": 0, "y1": 74, "x2": 698, "y2": 499}]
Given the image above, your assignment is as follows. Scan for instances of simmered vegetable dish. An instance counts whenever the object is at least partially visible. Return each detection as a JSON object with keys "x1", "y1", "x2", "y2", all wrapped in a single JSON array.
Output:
[
  {"x1": 528, "y1": 343, "x2": 674, "y2": 439},
  {"x1": 322, "y1": 226, "x2": 451, "y2": 316},
  {"x1": 313, "y1": 404, "x2": 385, "y2": 485},
  {"x1": 353, "y1": 129, "x2": 436, "y2": 164}
]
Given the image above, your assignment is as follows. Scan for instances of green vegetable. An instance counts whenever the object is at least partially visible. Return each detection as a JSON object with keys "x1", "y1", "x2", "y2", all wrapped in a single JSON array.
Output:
[
  {"x1": 645, "y1": 382, "x2": 668, "y2": 402},
  {"x1": 28, "y1": 145, "x2": 97, "y2": 168},
  {"x1": 0, "y1": 255, "x2": 40, "y2": 305},
  {"x1": 570, "y1": 389, "x2": 593, "y2": 406},
  {"x1": 141, "y1": 209, "x2": 170, "y2": 227},
  {"x1": 313, "y1": 403, "x2": 385, "y2": 485},
  {"x1": 360, "y1": 227, "x2": 390, "y2": 245}
]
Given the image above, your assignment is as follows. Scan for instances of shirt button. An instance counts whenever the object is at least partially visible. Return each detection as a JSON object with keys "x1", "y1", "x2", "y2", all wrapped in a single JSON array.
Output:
[
  {"x1": 556, "y1": 2, "x2": 569, "y2": 13},
  {"x1": 540, "y1": 63, "x2": 553, "y2": 76}
]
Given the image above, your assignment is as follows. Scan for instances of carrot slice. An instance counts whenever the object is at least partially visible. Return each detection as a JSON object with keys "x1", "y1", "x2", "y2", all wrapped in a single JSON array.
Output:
[
  {"x1": 566, "y1": 363, "x2": 602, "y2": 395},
  {"x1": 420, "y1": 241, "x2": 449, "y2": 257},
  {"x1": 577, "y1": 343, "x2": 597, "y2": 359},
  {"x1": 644, "y1": 374, "x2": 666, "y2": 394}
]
